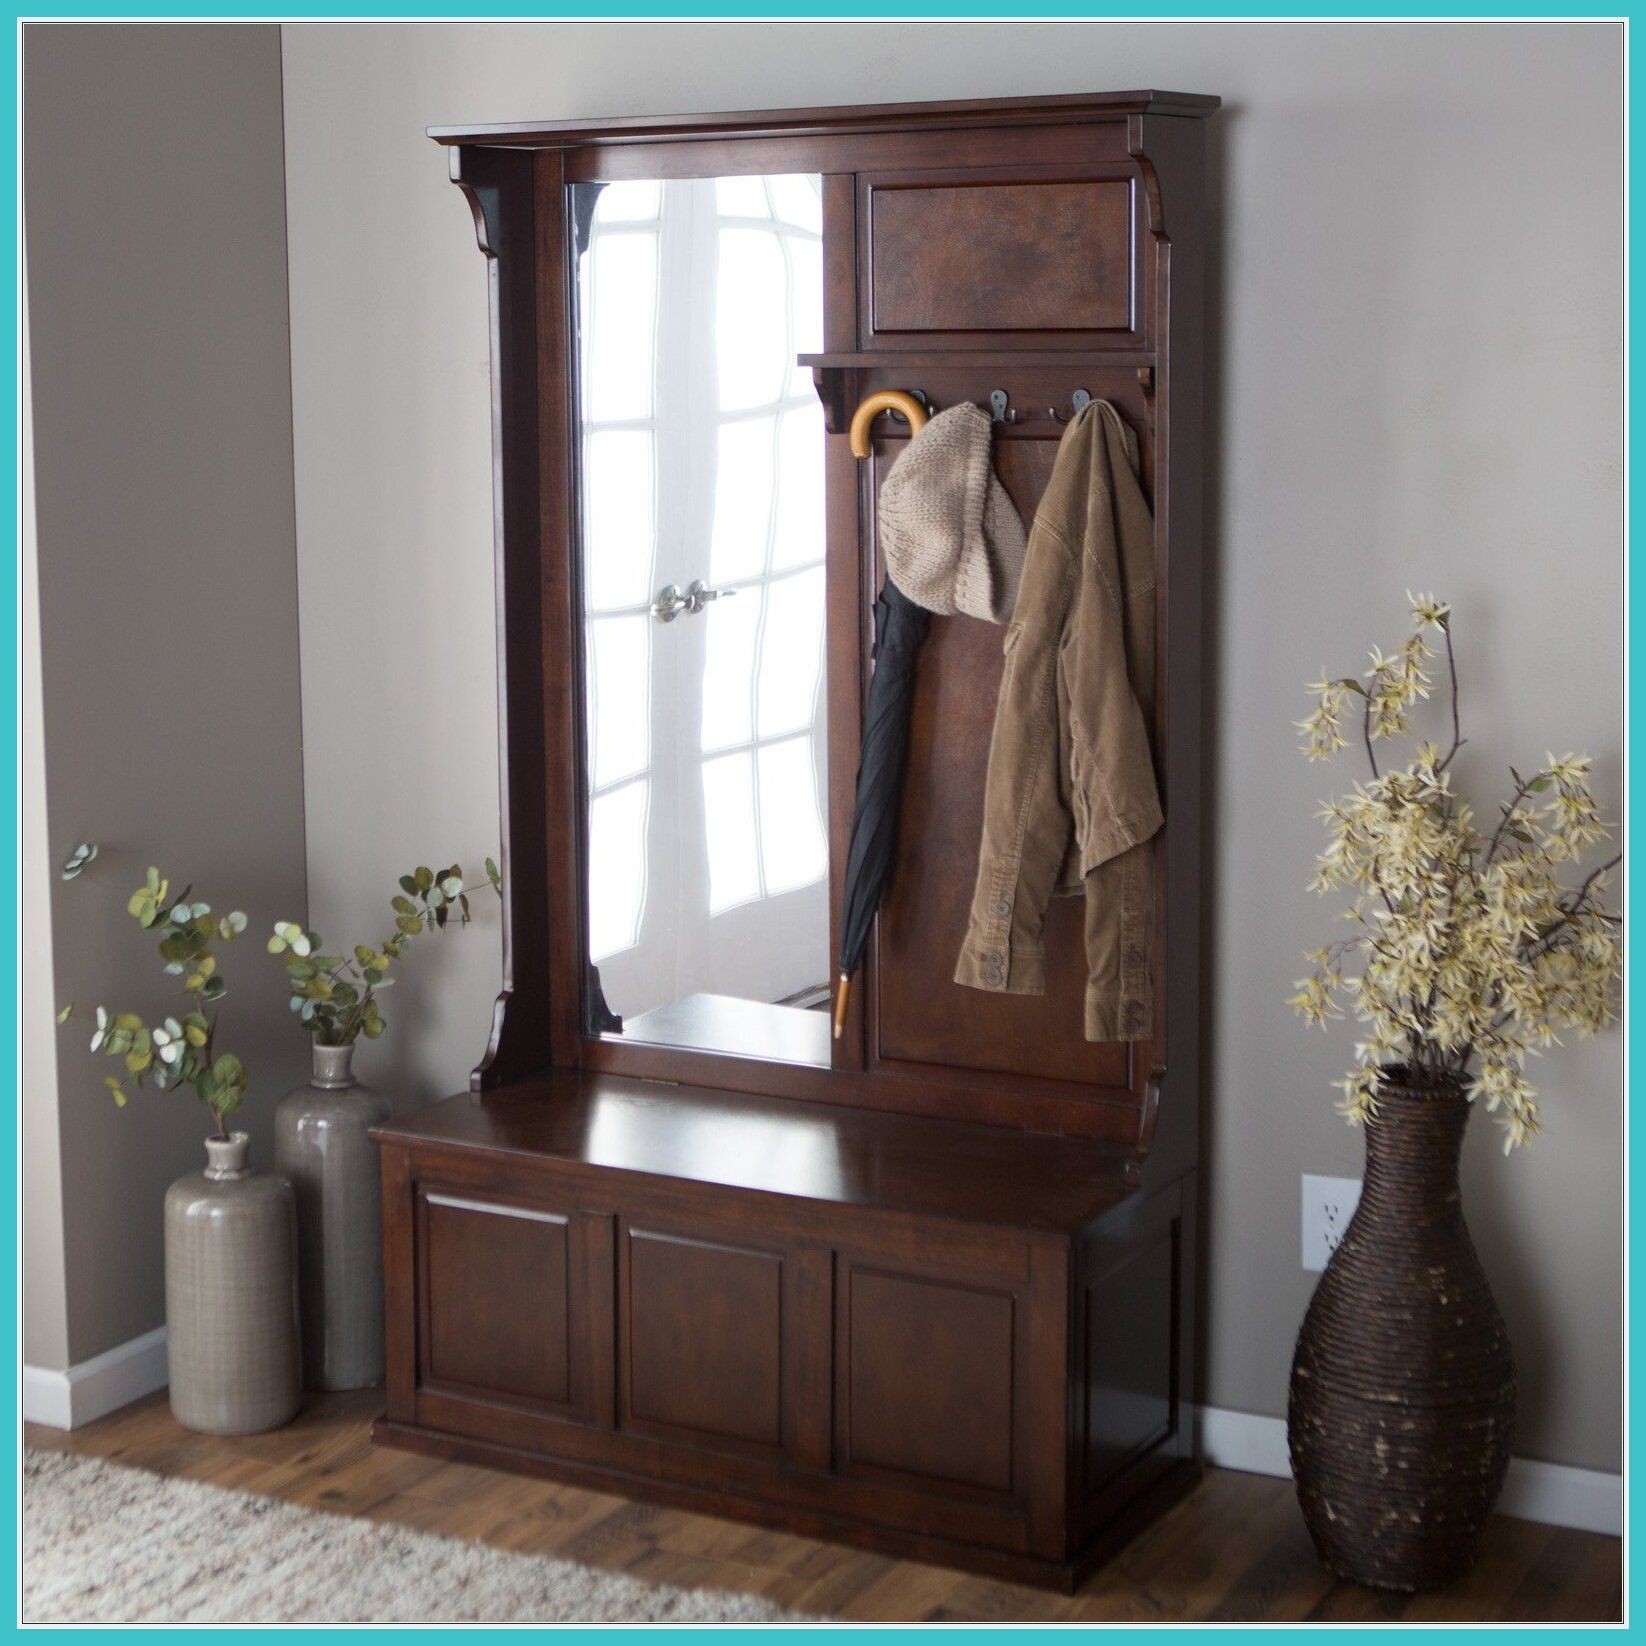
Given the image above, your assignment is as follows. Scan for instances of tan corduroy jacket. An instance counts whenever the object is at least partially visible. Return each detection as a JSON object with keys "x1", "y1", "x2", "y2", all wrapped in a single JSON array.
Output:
[{"x1": 953, "y1": 399, "x2": 1162, "y2": 1041}]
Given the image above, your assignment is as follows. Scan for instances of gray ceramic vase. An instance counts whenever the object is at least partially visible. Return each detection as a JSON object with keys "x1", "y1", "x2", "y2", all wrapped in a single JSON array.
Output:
[
  {"x1": 274, "y1": 1042, "x2": 393, "y2": 1390},
  {"x1": 164, "y1": 1131, "x2": 302, "y2": 1435}
]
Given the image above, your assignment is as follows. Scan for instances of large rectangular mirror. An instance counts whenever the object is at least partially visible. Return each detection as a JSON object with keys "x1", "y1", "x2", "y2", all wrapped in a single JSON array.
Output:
[{"x1": 571, "y1": 174, "x2": 831, "y2": 1067}]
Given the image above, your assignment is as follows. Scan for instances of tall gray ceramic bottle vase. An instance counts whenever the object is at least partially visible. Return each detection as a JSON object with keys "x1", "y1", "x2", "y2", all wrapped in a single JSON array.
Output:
[
  {"x1": 274, "y1": 1042, "x2": 393, "y2": 1389},
  {"x1": 164, "y1": 1132, "x2": 302, "y2": 1435}
]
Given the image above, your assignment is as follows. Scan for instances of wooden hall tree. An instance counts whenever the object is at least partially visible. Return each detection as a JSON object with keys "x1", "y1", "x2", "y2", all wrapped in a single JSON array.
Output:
[{"x1": 373, "y1": 90, "x2": 1218, "y2": 1592}]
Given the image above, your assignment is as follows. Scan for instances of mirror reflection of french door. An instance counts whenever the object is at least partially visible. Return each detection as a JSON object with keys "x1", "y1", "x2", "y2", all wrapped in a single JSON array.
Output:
[{"x1": 577, "y1": 174, "x2": 829, "y2": 1025}]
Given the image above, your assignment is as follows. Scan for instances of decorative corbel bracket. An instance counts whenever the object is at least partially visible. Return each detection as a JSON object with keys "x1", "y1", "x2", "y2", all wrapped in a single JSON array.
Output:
[{"x1": 449, "y1": 146, "x2": 503, "y2": 260}]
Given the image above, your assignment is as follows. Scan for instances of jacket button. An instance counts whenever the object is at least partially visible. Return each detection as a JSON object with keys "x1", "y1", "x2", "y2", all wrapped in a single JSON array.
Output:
[
  {"x1": 1125, "y1": 1001, "x2": 1144, "y2": 1026},
  {"x1": 984, "y1": 967, "x2": 1004, "y2": 985},
  {"x1": 993, "y1": 900, "x2": 1010, "y2": 917},
  {"x1": 1128, "y1": 947, "x2": 1145, "y2": 968}
]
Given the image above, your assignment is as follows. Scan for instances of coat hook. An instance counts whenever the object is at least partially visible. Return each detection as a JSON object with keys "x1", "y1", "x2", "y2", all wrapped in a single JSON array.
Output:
[{"x1": 989, "y1": 388, "x2": 1014, "y2": 424}]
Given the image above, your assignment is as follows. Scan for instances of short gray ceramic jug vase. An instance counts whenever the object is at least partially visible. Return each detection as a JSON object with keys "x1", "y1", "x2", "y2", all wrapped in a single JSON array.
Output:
[
  {"x1": 275, "y1": 1042, "x2": 393, "y2": 1390},
  {"x1": 164, "y1": 1131, "x2": 301, "y2": 1435}
]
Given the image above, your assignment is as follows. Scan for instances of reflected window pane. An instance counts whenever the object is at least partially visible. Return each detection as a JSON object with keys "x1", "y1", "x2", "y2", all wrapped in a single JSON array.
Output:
[
  {"x1": 770, "y1": 405, "x2": 824, "y2": 573},
  {"x1": 758, "y1": 737, "x2": 828, "y2": 895},
  {"x1": 716, "y1": 228, "x2": 787, "y2": 411},
  {"x1": 785, "y1": 239, "x2": 823, "y2": 397},
  {"x1": 768, "y1": 174, "x2": 823, "y2": 234},
  {"x1": 595, "y1": 180, "x2": 661, "y2": 223},
  {"x1": 588, "y1": 779, "x2": 648, "y2": 960},
  {"x1": 710, "y1": 416, "x2": 775, "y2": 585},
  {"x1": 702, "y1": 751, "x2": 760, "y2": 914},
  {"x1": 715, "y1": 176, "x2": 771, "y2": 218},
  {"x1": 757, "y1": 567, "x2": 825, "y2": 739},
  {"x1": 583, "y1": 430, "x2": 655, "y2": 610},
  {"x1": 587, "y1": 614, "x2": 650, "y2": 788},
  {"x1": 586, "y1": 233, "x2": 657, "y2": 421},
  {"x1": 700, "y1": 593, "x2": 759, "y2": 752}
]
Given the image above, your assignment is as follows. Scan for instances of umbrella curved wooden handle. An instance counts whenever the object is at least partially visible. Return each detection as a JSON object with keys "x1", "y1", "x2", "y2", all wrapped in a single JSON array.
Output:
[{"x1": 848, "y1": 390, "x2": 928, "y2": 459}]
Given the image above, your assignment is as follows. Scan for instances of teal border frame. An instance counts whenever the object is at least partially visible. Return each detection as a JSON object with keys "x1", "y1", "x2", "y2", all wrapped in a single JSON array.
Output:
[{"x1": 3, "y1": 9, "x2": 1631, "y2": 1639}]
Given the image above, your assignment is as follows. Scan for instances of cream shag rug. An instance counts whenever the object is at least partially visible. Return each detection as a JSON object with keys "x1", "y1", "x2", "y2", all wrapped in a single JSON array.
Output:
[{"x1": 24, "y1": 1450, "x2": 819, "y2": 1624}]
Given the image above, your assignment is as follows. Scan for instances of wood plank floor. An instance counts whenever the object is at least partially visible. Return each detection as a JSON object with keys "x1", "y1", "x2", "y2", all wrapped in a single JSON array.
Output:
[{"x1": 25, "y1": 1391, "x2": 1621, "y2": 1623}]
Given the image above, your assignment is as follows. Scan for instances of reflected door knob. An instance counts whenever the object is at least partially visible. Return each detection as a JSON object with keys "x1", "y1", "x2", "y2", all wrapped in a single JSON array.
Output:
[
  {"x1": 651, "y1": 580, "x2": 737, "y2": 623},
  {"x1": 682, "y1": 579, "x2": 735, "y2": 615}
]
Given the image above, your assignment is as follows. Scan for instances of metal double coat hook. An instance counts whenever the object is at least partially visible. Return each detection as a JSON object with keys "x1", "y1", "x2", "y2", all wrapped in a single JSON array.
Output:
[{"x1": 989, "y1": 387, "x2": 1092, "y2": 426}]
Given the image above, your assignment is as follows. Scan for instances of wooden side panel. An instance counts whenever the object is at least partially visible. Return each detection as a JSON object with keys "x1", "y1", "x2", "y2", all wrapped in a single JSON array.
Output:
[
  {"x1": 624, "y1": 1228, "x2": 784, "y2": 1448},
  {"x1": 870, "y1": 180, "x2": 1132, "y2": 334},
  {"x1": 1071, "y1": 1182, "x2": 1187, "y2": 1536},
  {"x1": 420, "y1": 1191, "x2": 571, "y2": 1408},
  {"x1": 1081, "y1": 1236, "x2": 1173, "y2": 1488}
]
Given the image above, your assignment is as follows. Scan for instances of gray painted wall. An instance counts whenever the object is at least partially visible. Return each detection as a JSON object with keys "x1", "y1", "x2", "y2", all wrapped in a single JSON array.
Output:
[
  {"x1": 23, "y1": 267, "x2": 69, "y2": 1373},
  {"x1": 281, "y1": 20, "x2": 1613, "y2": 1475},
  {"x1": 24, "y1": 24, "x2": 310, "y2": 1364}
]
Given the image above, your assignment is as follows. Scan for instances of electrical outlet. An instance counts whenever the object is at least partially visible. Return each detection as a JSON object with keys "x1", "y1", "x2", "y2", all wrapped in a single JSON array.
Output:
[{"x1": 1301, "y1": 1173, "x2": 1362, "y2": 1272}]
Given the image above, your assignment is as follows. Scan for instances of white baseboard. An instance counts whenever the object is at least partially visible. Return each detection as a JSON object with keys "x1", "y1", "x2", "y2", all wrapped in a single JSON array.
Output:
[
  {"x1": 23, "y1": 1326, "x2": 168, "y2": 1430},
  {"x1": 1194, "y1": 1404, "x2": 1621, "y2": 1538}
]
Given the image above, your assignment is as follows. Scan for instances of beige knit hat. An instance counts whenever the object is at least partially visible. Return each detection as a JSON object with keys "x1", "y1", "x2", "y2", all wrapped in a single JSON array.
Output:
[{"x1": 877, "y1": 402, "x2": 1027, "y2": 623}]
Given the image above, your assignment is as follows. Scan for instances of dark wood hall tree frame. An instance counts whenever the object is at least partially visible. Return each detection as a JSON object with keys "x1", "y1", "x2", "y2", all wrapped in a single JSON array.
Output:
[{"x1": 373, "y1": 90, "x2": 1218, "y2": 1592}]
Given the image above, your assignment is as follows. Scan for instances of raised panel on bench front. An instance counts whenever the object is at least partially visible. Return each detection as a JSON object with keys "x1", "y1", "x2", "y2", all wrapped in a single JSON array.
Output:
[
  {"x1": 841, "y1": 1264, "x2": 1017, "y2": 1495},
  {"x1": 419, "y1": 1189, "x2": 571, "y2": 1407},
  {"x1": 622, "y1": 1226, "x2": 786, "y2": 1453}
]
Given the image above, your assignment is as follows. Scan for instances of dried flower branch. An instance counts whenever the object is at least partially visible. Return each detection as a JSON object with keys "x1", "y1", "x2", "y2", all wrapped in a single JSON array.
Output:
[{"x1": 1290, "y1": 594, "x2": 1622, "y2": 1151}]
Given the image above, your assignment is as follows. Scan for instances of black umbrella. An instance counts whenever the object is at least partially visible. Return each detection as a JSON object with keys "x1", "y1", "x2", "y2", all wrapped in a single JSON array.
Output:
[{"x1": 832, "y1": 578, "x2": 931, "y2": 1039}]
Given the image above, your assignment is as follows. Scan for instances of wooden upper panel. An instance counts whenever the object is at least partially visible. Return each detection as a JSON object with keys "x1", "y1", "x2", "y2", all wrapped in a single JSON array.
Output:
[
  {"x1": 428, "y1": 90, "x2": 1220, "y2": 147},
  {"x1": 373, "y1": 1072, "x2": 1136, "y2": 1235},
  {"x1": 869, "y1": 180, "x2": 1133, "y2": 335}
]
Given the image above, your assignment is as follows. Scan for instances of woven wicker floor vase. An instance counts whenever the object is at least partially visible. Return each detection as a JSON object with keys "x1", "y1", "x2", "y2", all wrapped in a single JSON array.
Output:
[{"x1": 1288, "y1": 1073, "x2": 1516, "y2": 1592}]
